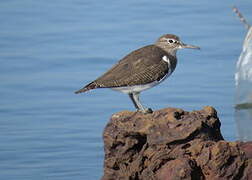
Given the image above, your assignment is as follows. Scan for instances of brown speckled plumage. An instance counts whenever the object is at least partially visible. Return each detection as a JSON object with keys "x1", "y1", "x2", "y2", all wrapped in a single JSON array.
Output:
[
  {"x1": 75, "y1": 34, "x2": 200, "y2": 113},
  {"x1": 75, "y1": 45, "x2": 177, "y2": 93}
]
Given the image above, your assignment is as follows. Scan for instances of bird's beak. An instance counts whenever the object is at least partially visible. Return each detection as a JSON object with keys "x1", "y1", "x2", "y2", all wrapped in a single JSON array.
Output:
[{"x1": 180, "y1": 43, "x2": 200, "y2": 50}]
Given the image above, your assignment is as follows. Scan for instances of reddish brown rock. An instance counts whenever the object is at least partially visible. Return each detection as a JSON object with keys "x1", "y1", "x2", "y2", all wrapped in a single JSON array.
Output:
[
  {"x1": 156, "y1": 158, "x2": 195, "y2": 180},
  {"x1": 239, "y1": 142, "x2": 252, "y2": 159},
  {"x1": 102, "y1": 107, "x2": 252, "y2": 180}
]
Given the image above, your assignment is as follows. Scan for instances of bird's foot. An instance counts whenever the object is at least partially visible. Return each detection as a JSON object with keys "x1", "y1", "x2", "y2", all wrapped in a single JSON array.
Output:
[{"x1": 138, "y1": 108, "x2": 153, "y2": 114}]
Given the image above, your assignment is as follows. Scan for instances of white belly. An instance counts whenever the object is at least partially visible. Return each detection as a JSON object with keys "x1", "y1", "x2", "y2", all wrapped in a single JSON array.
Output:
[{"x1": 111, "y1": 73, "x2": 169, "y2": 94}]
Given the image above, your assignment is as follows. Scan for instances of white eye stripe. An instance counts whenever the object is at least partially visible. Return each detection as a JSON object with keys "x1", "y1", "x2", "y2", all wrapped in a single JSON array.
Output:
[{"x1": 166, "y1": 38, "x2": 178, "y2": 44}]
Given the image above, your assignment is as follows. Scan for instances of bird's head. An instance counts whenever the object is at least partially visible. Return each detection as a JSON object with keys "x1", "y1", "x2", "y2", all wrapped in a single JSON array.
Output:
[{"x1": 155, "y1": 34, "x2": 200, "y2": 56}]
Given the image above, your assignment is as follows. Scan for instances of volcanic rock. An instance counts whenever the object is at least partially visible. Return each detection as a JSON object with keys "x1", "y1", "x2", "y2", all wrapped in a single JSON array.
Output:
[{"x1": 102, "y1": 107, "x2": 252, "y2": 180}]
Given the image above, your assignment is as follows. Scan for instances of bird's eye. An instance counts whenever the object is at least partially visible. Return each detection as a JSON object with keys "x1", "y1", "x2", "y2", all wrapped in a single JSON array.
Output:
[{"x1": 168, "y1": 39, "x2": 174, "y2": 43}]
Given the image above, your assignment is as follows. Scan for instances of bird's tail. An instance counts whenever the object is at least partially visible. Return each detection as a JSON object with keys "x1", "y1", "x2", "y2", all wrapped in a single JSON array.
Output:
[{"x1": 74, "y1": 82, "x2": 98, "y2": 94}]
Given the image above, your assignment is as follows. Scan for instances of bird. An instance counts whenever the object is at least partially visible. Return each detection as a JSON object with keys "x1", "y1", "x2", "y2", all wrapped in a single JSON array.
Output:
[{"x1": 75, "y1": 34, "x2": 200, "y2": 113}]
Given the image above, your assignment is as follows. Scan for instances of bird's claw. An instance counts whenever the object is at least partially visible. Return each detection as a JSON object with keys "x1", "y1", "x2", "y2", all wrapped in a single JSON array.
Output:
[{"x1": 138, "y1": 108, "x2": 153, "y2": 114}]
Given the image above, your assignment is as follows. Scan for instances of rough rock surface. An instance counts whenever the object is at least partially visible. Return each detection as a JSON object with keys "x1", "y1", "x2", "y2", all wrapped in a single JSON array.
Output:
[{"x1": 102, "y1": 106, "x2": 252, "y2": 180}]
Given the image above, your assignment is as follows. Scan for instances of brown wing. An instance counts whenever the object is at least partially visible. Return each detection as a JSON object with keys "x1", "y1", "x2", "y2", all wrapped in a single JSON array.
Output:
[
  {"x1": 94, "y1": 45, "x2": 170, "y2": 87},
  {"x1": 75, "y1": 45, "x2": 172, "y2": 94}
]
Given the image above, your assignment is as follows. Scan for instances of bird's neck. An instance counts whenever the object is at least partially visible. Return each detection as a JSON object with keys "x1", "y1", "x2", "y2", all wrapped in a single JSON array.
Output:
[
  {"x1": 165, "y1": 48, "x2": 177, "y2": 57},
  {"x1": 155, "y1": 44, "x2": 177, "y2": 57}
]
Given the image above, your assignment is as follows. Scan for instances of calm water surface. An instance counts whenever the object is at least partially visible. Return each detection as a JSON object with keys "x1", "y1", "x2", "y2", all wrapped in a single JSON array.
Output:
[{"x1": 1, "y1": 0, "x2": 252, "y2": 179}]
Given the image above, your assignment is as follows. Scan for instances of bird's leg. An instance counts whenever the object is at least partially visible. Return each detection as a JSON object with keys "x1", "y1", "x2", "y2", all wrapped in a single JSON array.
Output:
[
  {"x1": 128, "y1": 92, "x2": 153, "y2": 113},
  {"x1": 128, "y1": 93, "x2": 139, "y2": 109}
]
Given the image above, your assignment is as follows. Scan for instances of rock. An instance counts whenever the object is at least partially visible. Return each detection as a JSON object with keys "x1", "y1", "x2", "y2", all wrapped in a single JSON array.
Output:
[
  {"x1": 102, "y1": 107, "x2": 252, "y2": 180},
  {"x1": 239, "y1": 142, "x2": 252, "y2": 159}
]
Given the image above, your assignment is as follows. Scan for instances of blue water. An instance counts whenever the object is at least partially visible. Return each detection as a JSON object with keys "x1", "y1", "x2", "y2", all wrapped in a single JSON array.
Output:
[{"x1": 1, "y1": 0, "x2": 252, "y2": 179}]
